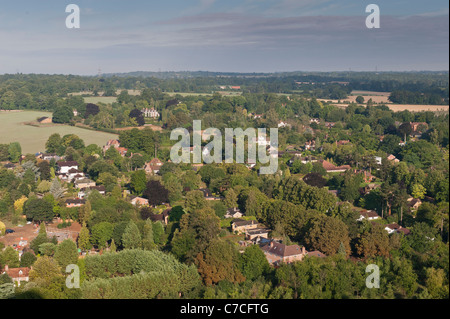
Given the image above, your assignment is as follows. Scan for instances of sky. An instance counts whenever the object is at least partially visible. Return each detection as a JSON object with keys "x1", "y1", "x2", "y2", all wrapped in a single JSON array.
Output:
[{"x1": 0, "y1": 0, "x2": 448, "y2": 75}]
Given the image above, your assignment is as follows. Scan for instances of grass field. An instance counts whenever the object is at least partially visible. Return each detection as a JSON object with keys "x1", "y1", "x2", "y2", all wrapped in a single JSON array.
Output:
[
  {"x1": 0, "y1": 111, "x2": 118, "y2": 154},
  {"x1": 84, "y1": 96, "x2": 118, "y2": 104}
]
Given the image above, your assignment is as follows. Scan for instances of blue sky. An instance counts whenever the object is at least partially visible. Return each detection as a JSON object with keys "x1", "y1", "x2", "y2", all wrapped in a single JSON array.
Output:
[{"x1": 0, "y1": 0, "x2": 448, "y2": 74}]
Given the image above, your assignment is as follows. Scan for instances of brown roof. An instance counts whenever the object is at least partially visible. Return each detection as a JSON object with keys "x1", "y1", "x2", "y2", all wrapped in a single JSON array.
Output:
[
  {"x1": 232, "y1": 219, "x2": 258, "y2": 227},
  {"x1": 3, "y1": 267, "x2": 31, "y2": 279},
  {"x1": 307, "y1": 250, "x2": 326, "y2": 258},
  {"x1": 360, "y1": 210, "x2": 379, "y2": 218},
  {"x1": 386, "y1": 223, "x2": 400, "y2": 230},
  {"x1": 261, "y1": 242, "x2": 305, "y2": 258}
]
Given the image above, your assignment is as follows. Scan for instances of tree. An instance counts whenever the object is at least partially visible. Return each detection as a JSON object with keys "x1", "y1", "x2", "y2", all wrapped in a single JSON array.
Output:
[
  {"x1": 52, "y1": 106, "x2": 73, "y2": 124},
  {"x1": 23, "y1": 198, "x2": 54, "y2": 223},
  {"x1": 152, "y1": 221, "x2": 164, "y2": 245},
  {"x1": 29, "y1": 256, "x2": 63, "y2": 284},
  {"x1": 8, "y1": 142, "x2": 21, "y2": 163},
  {"x1": 0, "y1": 247, "x2": 20, "y2": 268},
  {"x1": 130, "y1": 170, "x2": 147, "y2": 195},
  {"x1": 355, "y1": 223, "x2": 390, "y2": 258},
  {"x1": 122, "y1": 220, "x2": 142, "y2": 249},
  {"x1": 184, "y1": 190, "x2": 207, "y2": 213},
  {"x1": 240, "y1": 245, "x2": 270, "y2": 281},
  {"x1": 85, "y1": 103, "x2": 100, "y2": 118},
  {"x1": 224, "y1": 189, "x2": 238, "y2": 208},
  {"x1": 356, "y1": 96, "x2": 365, "y2": 104},
  {"x1": 54, "y1": 239, "x2": 79, "y2": 270},
  {"x1": 50, "y1": 178, "x2": 66, "y2": 199},
  {"x1": 90, "y1": 222, "x2": 114, "y2": 249},
  {"x1": 305, "y1": 215, "x2": 351, "y2": 256},
  {"x1": 195, "y1": 239, "x2": 245, "y2": 286},
  {"x1": 142, "y1": 219, "x2": 156, "y2": 250},
  {"x1": 129, "y1": 108, "x2": 145, "y2": 126},
  {"x1": 78, "y1": 223, "x2": 92, "y2": 251},
  {"x1": 412, "y1": 184, "x2": 427, "y2": 200},
  {"x1": 143, "y1": 180, "x2": 169, "y2": 206},
  {"x1": 45, "y1": 133, "x2": 62, "y2": 154},
  {"x1": 39, "y1": 242, "x2": 57, "y2": 256}
]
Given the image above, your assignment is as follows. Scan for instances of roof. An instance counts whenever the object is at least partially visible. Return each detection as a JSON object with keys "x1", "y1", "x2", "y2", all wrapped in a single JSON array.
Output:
[
  {"x1": 386, "y1": 223, "x2": 400, "y2": 230},
  {"x1": 307, "y1": 250, "x2": 326, "y2": 258},
  {"x1": 359, "y1": 210, "x2": 379, "y2": 218},
  {"x1": 3, "y1": 267, "x2": 31, "y2": 279},
  {"x1": 65, "y1": 198, "x2": 86, "y2": 205},
  {"x1": 232, "y1": 219, "x2": 258, "y2": 227},
  {"x1": 261, "y1": 242, "x2": 305, "y2": 258},
  {"x1": 58, "y1": 161, "x2": 78, "y2": 167}
]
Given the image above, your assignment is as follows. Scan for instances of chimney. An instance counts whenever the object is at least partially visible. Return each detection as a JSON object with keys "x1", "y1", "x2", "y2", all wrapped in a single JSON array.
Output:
[
  {"x1": 302, "y1": 246, "x2": 306, "y2": 254},
  {"x1": 4, "y1": 265, "x2": 8, "y2": 271}
]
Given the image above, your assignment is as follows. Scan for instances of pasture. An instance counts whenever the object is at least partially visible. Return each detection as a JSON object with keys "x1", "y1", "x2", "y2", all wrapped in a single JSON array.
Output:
[{"x1": 0, "y1": 111, "x2": 118, "y2": 154}]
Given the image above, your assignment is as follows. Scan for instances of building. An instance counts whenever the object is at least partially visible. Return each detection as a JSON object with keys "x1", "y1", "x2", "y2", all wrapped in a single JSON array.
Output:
[
  {"x1": 57, "y1": 161, "x2": 79, "y2": 174},
  {"x1": 1, "y1": 266, "x2": 31, "y2": 286},
  {"x1": 74, "y1": 179, "x2": 96, "y2": 189},
  {"x1": 224, "y1": 208, "x2": 243, "y2": 219},
  {"x1": 144, "y1": 158, "x2": 164, "y2": 175},
  {"x1": 141, "y1": 108, "x2": 160, "y2": 119},
  {"x1": 78, "y1": 185, "x2": 106, "y2": 199},
  {"x1": 231, "y1": 219, "x2": 259, "y2": 234},
  {"x1": 65, "y1": 198, "x2": 86, "y2": 208},
  {"x1": 357, "y1": 210, "x2": 380, "y2": 222},
  {"x1": 198, "y1": 188, "x2": 222, "y2": 201},
  {"x1": 246, "y1": 228, "x2": 270, "y2": 241},
  {"x1": 320, "y1": 160, "x2": 351, "y2": 173},
  {"x1": 149, "y1": 208, "x2": 171, "y2": 225},
  {"x1": 261, "y1": 241, "x2": 307, "y2": 266},
  {"x1": 385, "y1": 223, "x2": 410, "y2": 235},
  {"x1": 130, "y1": 196, "x2": 149, "y2": 206},
  {"x1": 407, "y1": 198, "x2": 422, "y2": 212}
]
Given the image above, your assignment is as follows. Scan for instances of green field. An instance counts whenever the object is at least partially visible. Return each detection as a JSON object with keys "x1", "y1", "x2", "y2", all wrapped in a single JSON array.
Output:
[
  {"x1": 0, "y1": 111, "x2": 118, "y2": 154},
  {"x1": 83, "y1": 96, "x2": 118, "y2": 104}
]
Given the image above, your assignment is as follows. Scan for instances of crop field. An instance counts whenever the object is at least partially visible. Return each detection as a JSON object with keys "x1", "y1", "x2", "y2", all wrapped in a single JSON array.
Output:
[{"x1": 0, "y1": 111, "x2": 118, "y2": 154}]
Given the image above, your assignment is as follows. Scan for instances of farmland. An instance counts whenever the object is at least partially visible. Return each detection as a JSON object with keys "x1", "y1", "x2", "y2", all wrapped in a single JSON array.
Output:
[{"x1": 0, "y1": 111, "x2": 118, "y2": 154}]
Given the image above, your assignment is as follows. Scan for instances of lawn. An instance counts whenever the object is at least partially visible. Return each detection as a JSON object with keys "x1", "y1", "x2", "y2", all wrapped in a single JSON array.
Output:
[{"x1": 0, "y1": 111, "x2": 118, "y2": 154}]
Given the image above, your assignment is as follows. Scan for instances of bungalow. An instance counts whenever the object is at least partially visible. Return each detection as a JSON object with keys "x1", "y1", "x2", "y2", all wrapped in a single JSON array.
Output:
[
  {"x1": 1, "y1": 265, "x2": 31, "y2": 286},
  {"x1": 385, "y1": 223, "x2": 410, "y2": 235},
  {"x1": 130, "y1": 196, "x2": 149, "y2": 206},
  {"x1": 231, "y1": 219, "x2": 258, "y2": 234},
  {"x1": 224, "y1": 208, "x2": 243, "y2": 219},
  {"x1": 320, "y1": 160, "x2": 351, "y2": 173},
  {"x1": 261, "y1": 241, "x2": 307, "y2": 266},
  {"x1": 357, "y1": 210, "x2": 380, "y2": 222},
  {"x1": 57, "y1": 161, "x2": 79, "y2": 174},
  {"x1": 65, "y1": 198, "x2": 86, "y2": 208}
]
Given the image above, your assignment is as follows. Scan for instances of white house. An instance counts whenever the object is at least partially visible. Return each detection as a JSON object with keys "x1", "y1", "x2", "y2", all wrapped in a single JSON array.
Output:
[{"x1": 57, "y1": 161, "x2": 79, "y2": 174}]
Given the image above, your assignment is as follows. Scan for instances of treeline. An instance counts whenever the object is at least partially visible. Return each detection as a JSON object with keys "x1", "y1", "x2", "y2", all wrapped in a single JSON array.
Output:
[{"x1": 389, "y1": 90, "x2": 449, "y2": 105}]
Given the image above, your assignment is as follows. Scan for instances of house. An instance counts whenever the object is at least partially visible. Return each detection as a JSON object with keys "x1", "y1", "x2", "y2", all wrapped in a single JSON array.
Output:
[
  {"x1": 310, "y1": 118, "x2": 320, "y2": 124},
  {"x1": 374, "y1": 156, "x2": 383, "y2": 165},
  {"x1": 67, "y1": 168, "x2": 85, "y2": 182},
  {"x1": 357, "y1": 210, "x2": 380, "y2": 222},
  {"x1": 387, "y1": 154, "x2": 400, "y2": 163},
  {"x1": 130, "y1": 196, "x2": 149, "y2": 206},
  {"x1": 261, "y1": 241, "x2": 307, "y2": 266},
  {"x1": 149, "y1": 208, "x2": 171, "y2": 225},
  {"x1": 103, "y1": 139, "x2": 121, "y2": 153},
  {"x1": 144, "y1": 158, "x2": 164, "y2": 175},
  {"x1": 320, "y1": 160, "x2": 351, "y2": 173},
  {"x1": 57, "y1": 161, "x2": 79, "y2": 174},
  {"x1": 324, "y1": 122, "x2": 335, "y2": 129},
  {"x1": 117, "y1": 147, "x2": 128, "y2": 157},
  {"x1": 65, "y1": 198, "x2": 86, "y2": 208},
  {"x1": 385, "y1": 223, "x2": 411, "y2": 236},
  {"x1": 245, "y1": 228, "x2": 270, "y2": 241},
  {"x1": 141, "y1": 108, "x2": 160, "y2": 119},
  {"x1": 1, "y1": 265, "x2": 31, "y2": 286},
  {"x1": 74, "y1": 178, "x2": 96, "y2": 189},
  {"x1": 307, "y1": 250, "x2": 327, "y2": 258},
  {"x1": 278, "y1": 121, "x2": 290, "y2": 128},
  {"x1": 199, "y1": 188, "x2": 222, "y2": 201},
  {"x1": 410, "y1": 122, "x2": 428, "y2": 133},
  {"x1": 253, "y1": 114, "x2": 263, "y2": 120},
  {"x1": 224, "y1": 208, "x2": 243, "y2": 219},
  {"x1": 231, "y1": 219, "x2": 258, "y2": 234},
  {"x1": 78, "y1": 185, "x2": 106, "y2": 199},
  {"x1": 407, "y1": 198, "x2": 422, "y2": 212},
  {"x1": 73, "y1": 109, "x2": 79, "y2": 117}
]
